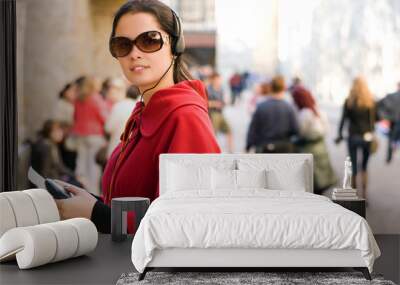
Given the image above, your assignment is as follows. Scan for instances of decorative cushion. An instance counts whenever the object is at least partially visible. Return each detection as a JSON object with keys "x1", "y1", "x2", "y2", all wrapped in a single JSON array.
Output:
[{"x1": 167, "y1": 162, "x2": 212, "y2": 191}]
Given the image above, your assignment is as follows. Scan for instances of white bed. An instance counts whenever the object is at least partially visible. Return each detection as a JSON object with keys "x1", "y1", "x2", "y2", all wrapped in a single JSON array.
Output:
[{"x1": 131, "y1": 154, "x2": 380, "y2": 280}]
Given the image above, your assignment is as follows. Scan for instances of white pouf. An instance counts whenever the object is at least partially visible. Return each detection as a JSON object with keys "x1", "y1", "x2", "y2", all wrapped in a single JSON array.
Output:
[
  {"x1": 0, "y1": 192, "x2": 39, "y2": 227},
  {"x1": 0, "y1": 218, "x2": 98, "y2": 269},
  {"x1": 0, "y1": 225, "x2": 57, "y2": 269},
  {"x1": 64, "y1": 218, "x2": 98, "y2": 257},
  {"x1": 0, "y1": 196, "x2": 17, "y2": 237},
  {"x1": 42, "y1": 221, "x2": 79, "y2": 262},
  {"x1": 23, "y1": 189, "x2": 60, "y2": 224}
]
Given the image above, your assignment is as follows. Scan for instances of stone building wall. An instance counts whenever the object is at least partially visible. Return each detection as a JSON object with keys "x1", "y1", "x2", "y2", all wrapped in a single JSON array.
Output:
[
  {"x1": 16, "y1": 0, "x2": 124, "y2": 141},
  {"x1": 90, "y1": 0, "x2": 125, "y2": 79}
]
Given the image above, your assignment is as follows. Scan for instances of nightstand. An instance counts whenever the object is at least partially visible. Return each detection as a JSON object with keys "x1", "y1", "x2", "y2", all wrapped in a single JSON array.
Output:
[{"x1": 332, "y1": 198, "x2": 366, "y2": 218}]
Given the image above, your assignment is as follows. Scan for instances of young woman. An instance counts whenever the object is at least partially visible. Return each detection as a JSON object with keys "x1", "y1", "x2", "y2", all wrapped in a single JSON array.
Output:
[
  {"x1": 336, "y1": 77, "x2": 377, "y2": 199},
  {"x1": 291, "y1": 85, "x2": 336, "y2": 194},
  {"x1": 31, "y1": 120, "x2": 79, "y2": 185},
  {"x1": 55, "y1": 0, "x2": 221, "y2": 233}
]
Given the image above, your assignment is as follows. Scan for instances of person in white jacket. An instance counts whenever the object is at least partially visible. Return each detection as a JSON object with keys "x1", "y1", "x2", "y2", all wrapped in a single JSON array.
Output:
[{"x1": 105, "y1": 84, "x2": 140, "y2": 158}]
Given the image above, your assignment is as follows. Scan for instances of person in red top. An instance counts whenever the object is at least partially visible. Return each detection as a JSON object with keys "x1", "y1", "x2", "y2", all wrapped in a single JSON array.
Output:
[
  {"x1": 55, "y1": 0, "x2": 221, "y2": 233},
  {"x1": 72, "y1": 77, "x2": 108, "y2": 136},
  {"x1": 71, "y1": 76, "x2": 109, "y2": 195}
]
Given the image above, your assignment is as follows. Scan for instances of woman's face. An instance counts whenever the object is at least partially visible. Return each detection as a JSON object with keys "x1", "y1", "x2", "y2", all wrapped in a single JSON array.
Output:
[
  {"x1": 114, "y1": 12, "x2": 174, "y2": 91},
  {"x1": 64, "y1": 84, "x2": 77, "y2": 103},
  {"x1": 50, "y1": 124, "x2": 64, "y2": 143}
]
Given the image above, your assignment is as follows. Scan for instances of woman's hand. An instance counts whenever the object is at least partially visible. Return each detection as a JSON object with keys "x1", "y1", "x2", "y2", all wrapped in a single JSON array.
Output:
[{"x1": 53, "y1": 180, "x2": 97, "y2": 220}]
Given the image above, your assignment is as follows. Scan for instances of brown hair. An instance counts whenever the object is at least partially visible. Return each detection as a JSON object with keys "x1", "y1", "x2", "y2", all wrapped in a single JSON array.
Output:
[
  {"x1": 346, "y1": 77, "x2": 375, "y2": 109},
  {"x1": 270, "y1": 75, "x2": 286, "y2": 93},
  {"x1": 59, "y1": 82, "x2": 74, "y2": 99},
  {"x1": 291, "y1": 86, "x2": 319, "y2": 117},
  {"x1": 40, "y1": 120, "x2": 60, "y2": 139},
  {"x1": 110, "y1": 0, "x2": 193, "y2": 83},
  {"x1": 126, "y1": 85, "x2": 141, "y2": 100},
  {"x1": 78, "y1": 76, "x2": 100, "y2": 101},
  {"x1": 209, "y1": 71, "x2": 220, "y2": 81},
  {"x1": 260, "y1": 82, "x2": 271, "y2": 96}
]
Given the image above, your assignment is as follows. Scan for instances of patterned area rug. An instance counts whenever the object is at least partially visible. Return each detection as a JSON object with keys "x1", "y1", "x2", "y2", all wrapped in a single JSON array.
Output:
[{"x1": 116, "y1": 271, "x2": 396, "y2": 285}]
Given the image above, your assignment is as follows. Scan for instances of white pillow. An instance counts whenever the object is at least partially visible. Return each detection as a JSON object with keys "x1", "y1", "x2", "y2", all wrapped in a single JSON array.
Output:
[
  {"x1": 167, "y1": 162, "x2": 212, "y2": 191},
  {"x1": 236, "y1": 169, "x2": 267, "y2": 189},
  {"x1": 237, "y1": 159, "x2": 308, "y2": 192},
  {"x1": 212, "y1": 168, "x2": 237, "y2": 190},
  {"x1": 266, "y1": 164, "x2": 306, "y2": 191}
]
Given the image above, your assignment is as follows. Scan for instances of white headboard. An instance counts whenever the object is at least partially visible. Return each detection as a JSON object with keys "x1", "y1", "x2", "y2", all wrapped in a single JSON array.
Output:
[{"x1": 159, "y1": 154, "x2": 313, "y2": 195}]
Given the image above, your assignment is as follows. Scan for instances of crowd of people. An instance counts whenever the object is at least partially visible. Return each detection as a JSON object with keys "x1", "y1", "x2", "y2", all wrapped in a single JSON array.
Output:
[
  {"x1": 30, "y1": 75, "x2": 140, "y2": 195},
  {"x1": 245, "y1": 75, "x2": 336, "y2": 194},
  {"x1": 191, "y1": 68, "x2": 400, "y2": 197},
  {"x1": 183, "y1": 64, "x2": 380, "y2": 198},
  {"x1": 30, "y1": 69, "x2": 400, "y2": 201}
]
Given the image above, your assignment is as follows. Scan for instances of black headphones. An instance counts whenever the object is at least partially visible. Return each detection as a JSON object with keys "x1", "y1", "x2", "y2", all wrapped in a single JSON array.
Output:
[{"x1": 171, "y1": 9, "x2": 185, "y2": 56}]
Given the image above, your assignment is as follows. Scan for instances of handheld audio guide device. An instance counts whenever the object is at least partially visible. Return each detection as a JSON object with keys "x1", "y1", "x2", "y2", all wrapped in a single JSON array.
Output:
[{"x1": 28, "y1": 167, "x2": 71, "y2": 199}]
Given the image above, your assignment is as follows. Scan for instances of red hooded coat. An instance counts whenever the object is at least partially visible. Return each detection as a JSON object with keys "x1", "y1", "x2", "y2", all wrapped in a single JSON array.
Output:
[{"x1": 101, "y1": 80, "x2": 221, "y2": 207}]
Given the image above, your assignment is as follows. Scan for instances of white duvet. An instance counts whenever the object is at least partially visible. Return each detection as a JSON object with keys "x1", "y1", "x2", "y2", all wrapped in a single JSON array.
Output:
[{"x1": 131, "y1": 190, "x2": 380, "y2": 273}]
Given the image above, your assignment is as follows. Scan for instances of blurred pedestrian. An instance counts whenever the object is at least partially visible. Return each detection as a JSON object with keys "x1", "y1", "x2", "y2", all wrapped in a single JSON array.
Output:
[
  {"x1": 53, "y1": 81, "x2": 78, "y2": 171},
  {"x1": 105, "y1": 83, "x2": 139, "y2": 159},
  {"x1": 53, "y1": 82, "x2": 77, "y2": 127},
  {"x1": 291, "y1": 85, "x2": 336, "y2": 194},
  {"x1": 377, "y1": 81, "x2": 400, "y2": 163},
  {"x1": 31, "y1": 120, "x2": 81, "y2": 187},
  {"x1": 248, "y1": 82, "x2": 270, "y2": 114},
  {"x1": 100, "y1": 77, "x2": 111, "y2": 100},
  {"x1": 246, "y1": 75, "x2": 299, "y2": 153},
  {"x1": 335, "y1": 77, "x2": 377, "y2": 199},
  {"x1": 289, "y1": 76, "x2": 302, "y2": 93},
  {"x1": 229, "y1": 72, "x2": 243, "y2": 105},
  {"x1": 71, "y1": 76, "x2": 109, "y2": 194},
  {"x1": 207, "y1": 72, "x2": 234, "y2": 152},
  {"x1": 95, "y1": 77, "x2": 129, "y2": 170}
]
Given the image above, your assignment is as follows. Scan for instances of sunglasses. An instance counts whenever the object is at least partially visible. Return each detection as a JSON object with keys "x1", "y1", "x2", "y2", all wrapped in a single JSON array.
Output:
[{"x1": 110, "y1": 31, "x2": 167, "y2": 58}]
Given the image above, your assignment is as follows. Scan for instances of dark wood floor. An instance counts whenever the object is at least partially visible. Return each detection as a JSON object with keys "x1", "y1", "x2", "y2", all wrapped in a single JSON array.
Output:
[{"x1": 373, "y1": 234, "x2": 400, "y2": 284}]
